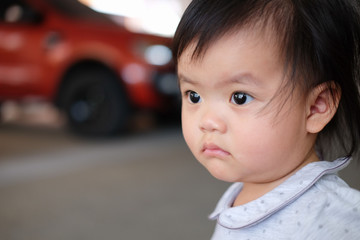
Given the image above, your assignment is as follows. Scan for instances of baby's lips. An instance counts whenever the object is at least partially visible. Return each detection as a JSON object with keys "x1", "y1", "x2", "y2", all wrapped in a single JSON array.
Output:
[{"x1": 202, "y1": 143, "x2": 230, "y2": 157}]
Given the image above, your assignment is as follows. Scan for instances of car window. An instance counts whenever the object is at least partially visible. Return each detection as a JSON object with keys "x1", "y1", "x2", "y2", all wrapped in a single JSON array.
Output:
[
  {"x1": 0, "y1": 0, "x2": 42, "y2": 24},
  {"x1": 47, "y1": 0, "x2": 115, "y2": 25}
]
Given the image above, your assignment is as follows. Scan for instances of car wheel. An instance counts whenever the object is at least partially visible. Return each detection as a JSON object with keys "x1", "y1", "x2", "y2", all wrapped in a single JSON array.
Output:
[
  {"x1": 60, "y1": 67, "x2": 130, "y2": 136},
  {"x1": 0, "y1": 102, "x2": 2, "y2": 122}
]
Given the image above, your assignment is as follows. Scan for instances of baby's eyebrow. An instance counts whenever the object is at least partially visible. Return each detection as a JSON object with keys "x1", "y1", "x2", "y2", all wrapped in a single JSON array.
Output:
[
  {"x1": 230, "y1": 73, "x2": 257, "y2": 83},
  {"x1": 178, "y1": 74, "x2": 198, "y2": 85},
  {"x1": 178, "y1": 72, "x2": 261, "y2": 87},
  {"x1": 222, "y1": 73, "x2": 261, "y2": 88}
]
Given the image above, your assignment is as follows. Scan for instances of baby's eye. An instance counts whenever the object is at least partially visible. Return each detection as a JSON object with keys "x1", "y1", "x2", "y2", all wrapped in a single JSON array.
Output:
[
  {"x1": 230, "y1": 92, "x2": 253, "y2": 105},
  {"x1": 186, "y1": 90, "x2": 201, "y2": 104}
]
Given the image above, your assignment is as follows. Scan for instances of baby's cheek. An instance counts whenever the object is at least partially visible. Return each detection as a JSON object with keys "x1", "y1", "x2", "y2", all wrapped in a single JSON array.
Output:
[
  {"x1": 233, "y1": 127, "x2": 276, "y2": 163},
  {"x1": 184, "y1": 134, "x2": 194, "y2": 151},
  {"x1": 182, "y1": 125, "x2": 197, "y2": 151}
]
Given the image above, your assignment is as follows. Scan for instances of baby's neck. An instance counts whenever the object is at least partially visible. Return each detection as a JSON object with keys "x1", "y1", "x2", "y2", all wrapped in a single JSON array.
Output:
[
  {"x1": 233, "y1": 153, "x2": 319, "y2": 206},
  {"x1": 233, "y1": 180, "x2": 283, "y2": 206}
]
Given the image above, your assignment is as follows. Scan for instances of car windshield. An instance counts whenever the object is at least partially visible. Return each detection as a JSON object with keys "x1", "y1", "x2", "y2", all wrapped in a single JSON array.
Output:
[{"x1": 47, "y1": 0, "x2": 117, "y2": 25}]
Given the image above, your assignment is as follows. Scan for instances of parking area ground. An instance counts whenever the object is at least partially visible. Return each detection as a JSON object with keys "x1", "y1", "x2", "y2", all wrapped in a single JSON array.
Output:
[{"x1": 0, "y1": 104, "x2": 359, "y2": 240}]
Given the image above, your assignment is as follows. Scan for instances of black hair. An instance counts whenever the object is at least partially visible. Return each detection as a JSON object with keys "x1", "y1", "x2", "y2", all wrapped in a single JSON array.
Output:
[{"x1": 172, "y1": 0, "x2": 360, "y2": 160}]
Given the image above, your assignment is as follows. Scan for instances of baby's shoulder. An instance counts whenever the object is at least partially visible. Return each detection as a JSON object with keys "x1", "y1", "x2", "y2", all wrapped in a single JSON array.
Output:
[
  {"x1": 290, "y1": 174, "x2": 360, "y2": 239},
  {"x1": 310, "y1": 174, "x2": 360, "y2": 208}
]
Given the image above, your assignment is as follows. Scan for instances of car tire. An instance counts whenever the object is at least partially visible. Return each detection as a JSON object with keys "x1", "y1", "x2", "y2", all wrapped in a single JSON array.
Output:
[
  {"x1": 60, "y1": 67, "x2": 130, "y2": 136},
  {"x1": 0, "y1": 102, "x2": 2, "y2": 122}
]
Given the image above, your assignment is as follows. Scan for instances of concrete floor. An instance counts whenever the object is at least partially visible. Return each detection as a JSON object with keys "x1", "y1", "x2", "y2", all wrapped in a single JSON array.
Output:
[
  {"x1": 0, "y1": 124, "x2": 229, "y2": 240},
  {"x1": 0, "y1": 103, "x2": 359, "y2": 240}
]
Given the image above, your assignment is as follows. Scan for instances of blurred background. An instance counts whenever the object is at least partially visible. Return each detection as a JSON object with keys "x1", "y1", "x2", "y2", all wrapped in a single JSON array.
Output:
[{"x1": 0, "y1": 0, "x2": 359, "y2": 239}]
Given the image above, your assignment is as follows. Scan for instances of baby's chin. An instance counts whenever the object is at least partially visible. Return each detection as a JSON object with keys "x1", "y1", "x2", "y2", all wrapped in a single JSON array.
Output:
[{"x1": 201, "y1": 160, "x2": 243, "y2": 183}]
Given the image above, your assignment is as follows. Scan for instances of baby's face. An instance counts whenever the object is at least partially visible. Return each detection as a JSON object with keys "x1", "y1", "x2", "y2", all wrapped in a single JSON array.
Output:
[{"x1": 178, "y1": 31, "x2": 318, "y2": 184}]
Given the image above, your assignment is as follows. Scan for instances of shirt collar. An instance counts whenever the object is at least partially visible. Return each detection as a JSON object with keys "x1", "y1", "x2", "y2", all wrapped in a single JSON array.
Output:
[{"x1": 209, "y1": 157, "x2": 351, "y2": 229}]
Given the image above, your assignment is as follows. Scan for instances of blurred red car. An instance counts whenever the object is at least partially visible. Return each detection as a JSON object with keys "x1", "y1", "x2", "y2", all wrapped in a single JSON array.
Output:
[{"x1": 0, "y1": 0, "x2": 178, "y2": 136}]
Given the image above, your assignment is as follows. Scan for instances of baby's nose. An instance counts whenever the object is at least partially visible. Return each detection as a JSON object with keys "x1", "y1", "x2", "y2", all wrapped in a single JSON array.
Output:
[{"x1": 199, "y1": 107, "x2": 227, "y2": 133}]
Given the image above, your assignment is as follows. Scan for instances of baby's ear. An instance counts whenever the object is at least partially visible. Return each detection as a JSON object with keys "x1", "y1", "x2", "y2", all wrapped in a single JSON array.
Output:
[{"x1": 306, "y1": 82, "x2": 341, "y2": 133}]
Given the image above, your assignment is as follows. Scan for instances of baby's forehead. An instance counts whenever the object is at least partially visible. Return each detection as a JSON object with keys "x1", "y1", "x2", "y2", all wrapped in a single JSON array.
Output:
[
  {"x1": 179, "y1": 28, "x2": 283, "y2": 66},
  {"x1": 180, "y1": 32, "x2": 287, "y2": 81},
  {"x1": 178, "y1": 30, "x2": 300, "y2": 103}
]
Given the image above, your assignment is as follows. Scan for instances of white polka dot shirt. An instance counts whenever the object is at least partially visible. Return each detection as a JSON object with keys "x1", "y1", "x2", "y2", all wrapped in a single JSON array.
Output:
[{"x1": 209, "y1": 158, "x2": 360, "y2": 240}]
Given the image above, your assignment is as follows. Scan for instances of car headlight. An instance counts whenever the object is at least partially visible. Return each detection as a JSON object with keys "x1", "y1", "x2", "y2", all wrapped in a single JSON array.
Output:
[{"x1": 144, "y1": 44, "x2": 172, "y2": 66}]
